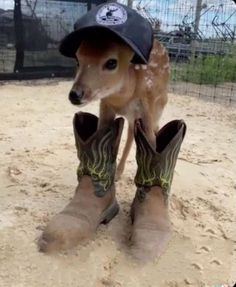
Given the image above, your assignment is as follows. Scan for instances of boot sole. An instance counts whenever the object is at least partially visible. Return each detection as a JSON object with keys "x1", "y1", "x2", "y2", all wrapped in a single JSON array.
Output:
[{"x1": 100, "y1": 200, "x2": 119, "y2": 225}]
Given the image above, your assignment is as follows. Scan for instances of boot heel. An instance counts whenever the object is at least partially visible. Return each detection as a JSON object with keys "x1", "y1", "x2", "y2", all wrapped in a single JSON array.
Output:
[{"x1": 101, "y1": 201, "x2": 119, "y2": 224}]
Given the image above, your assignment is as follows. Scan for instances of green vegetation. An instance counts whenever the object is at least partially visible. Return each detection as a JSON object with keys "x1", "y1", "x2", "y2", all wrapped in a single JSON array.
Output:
[{"x1": 171, "y1": 55, "x2": 236, "y2": 85}]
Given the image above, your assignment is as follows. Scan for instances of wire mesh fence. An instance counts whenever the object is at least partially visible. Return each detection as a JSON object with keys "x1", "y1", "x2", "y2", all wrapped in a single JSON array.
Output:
[
  {"x1": 0, "y1": 0, "x2": 235, "y2": 102},
  {"x1": 0, "y1": 0, "x2": 97, "y2": 78}
]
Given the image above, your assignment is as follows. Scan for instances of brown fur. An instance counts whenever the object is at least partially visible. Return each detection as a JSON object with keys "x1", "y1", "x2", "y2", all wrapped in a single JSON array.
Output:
[{"x1": 72, "y1": 37, "x2": 169, "y2": 178}]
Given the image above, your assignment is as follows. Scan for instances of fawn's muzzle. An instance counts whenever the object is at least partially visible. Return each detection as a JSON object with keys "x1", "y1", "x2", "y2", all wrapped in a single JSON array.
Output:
[{"x1": 69, "y1": 90, "x2": 84, "y2": 105}]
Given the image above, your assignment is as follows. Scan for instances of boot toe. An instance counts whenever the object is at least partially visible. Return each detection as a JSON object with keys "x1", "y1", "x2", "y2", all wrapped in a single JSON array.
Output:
[
  {"x1": 130, "y1": 225, "x2": 172, "y2": 262},
  {"x1": 38, "y1": 213, "x2": 91, "y2": 253}
]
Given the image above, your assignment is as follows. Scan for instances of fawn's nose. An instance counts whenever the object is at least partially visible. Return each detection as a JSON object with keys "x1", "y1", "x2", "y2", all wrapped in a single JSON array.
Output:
[{"x1": 69, "y1": 90, "x2": 84, "y2": 105}]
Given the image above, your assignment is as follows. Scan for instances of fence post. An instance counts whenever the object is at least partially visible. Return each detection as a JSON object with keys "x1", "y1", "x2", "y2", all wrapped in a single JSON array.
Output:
[
  {"x1": 87, "y1": 0, "x2": 92, "y2": 10},
  {"x1": 127, "y1": 0, "x2": 133, "y2": 8},
  {"x1": 191, "y1": 0, "x2": 202, "y2": 61},
  {"x1": 14, "y1": 0, "x2": 25, "y2": 73}
]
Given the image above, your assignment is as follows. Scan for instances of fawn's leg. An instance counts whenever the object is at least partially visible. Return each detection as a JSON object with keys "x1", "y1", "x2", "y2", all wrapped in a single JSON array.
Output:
[
  {"x1": 98, "y1": 101, "x2": 116, "y2": 128},
  {"x1": 116, "y1": 124, "x2": 134, "y2": 180}
]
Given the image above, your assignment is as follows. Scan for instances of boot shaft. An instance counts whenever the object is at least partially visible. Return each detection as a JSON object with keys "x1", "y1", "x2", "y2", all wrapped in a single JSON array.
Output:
[
  {"x1": 134, "y1": 119, "x2": 186, "y2": 200},
  {"x1": 73, "y1": 112, "x2": 124, "y2": 197}
]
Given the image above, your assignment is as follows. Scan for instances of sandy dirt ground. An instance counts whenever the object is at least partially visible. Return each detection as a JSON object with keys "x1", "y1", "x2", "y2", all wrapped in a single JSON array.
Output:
[{"x1": 0, "y1": 79, "x2": 235, "y2": 287}]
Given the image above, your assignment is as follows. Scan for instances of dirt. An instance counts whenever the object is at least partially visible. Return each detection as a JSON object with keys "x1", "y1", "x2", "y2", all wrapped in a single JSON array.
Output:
[{"x1": 0, "y1": 79, "x2": 235, "y2": 287}]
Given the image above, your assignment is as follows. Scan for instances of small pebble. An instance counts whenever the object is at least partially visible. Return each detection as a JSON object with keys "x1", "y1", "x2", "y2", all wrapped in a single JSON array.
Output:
[
  {"x1": 15, "y1": 206, "x2": 28, "y2": 212},
  {"x1": 206, "y1": 228, "x2": 215, "y2": 234},
  {"x1": 200, "y1": 246, "x2": 210, "y2": 252},
  {"x1": 184, "y1": 278, "x2": 192, "y2": 285},
  {"x1": 191, "y1": 263, "x2": 203, "y2": 270},
  {"x1": 210, "y1": 259, "x2": 222, "y2": 265}
]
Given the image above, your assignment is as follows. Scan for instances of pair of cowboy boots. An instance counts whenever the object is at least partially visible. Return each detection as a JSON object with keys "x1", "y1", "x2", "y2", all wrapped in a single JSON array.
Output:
[{"x1": 38, "y1": 112, "x2": 186, "y2": 261}]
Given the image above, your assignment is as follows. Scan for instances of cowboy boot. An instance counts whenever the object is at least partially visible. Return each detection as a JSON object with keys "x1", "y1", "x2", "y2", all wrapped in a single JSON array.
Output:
[
  {"x1": 38, "y1": 112, "x2": 124, "y2": 252},
  {"x1": 130, "y1": 119, "x2": 186, "y2": 261}
]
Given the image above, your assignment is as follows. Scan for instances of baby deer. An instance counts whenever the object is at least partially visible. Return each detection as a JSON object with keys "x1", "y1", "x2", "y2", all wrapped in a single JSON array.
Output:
[{"x1": 68, "y1": 32, "x2": 170, "y2": 179}]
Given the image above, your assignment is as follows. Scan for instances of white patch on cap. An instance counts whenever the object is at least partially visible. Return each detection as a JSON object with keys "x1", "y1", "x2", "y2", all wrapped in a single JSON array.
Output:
[{"x1": 96, "y1": 3, "x2": 127, "y2": 26}]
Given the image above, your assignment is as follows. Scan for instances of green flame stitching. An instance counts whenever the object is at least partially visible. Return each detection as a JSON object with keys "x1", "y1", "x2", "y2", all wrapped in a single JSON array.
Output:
[
  {"x1": 77, "y1": 130, "x2": 116, "y2": 197},
  {"x1": 135, "y1": 127, "x2": 184, "y2": 201}
]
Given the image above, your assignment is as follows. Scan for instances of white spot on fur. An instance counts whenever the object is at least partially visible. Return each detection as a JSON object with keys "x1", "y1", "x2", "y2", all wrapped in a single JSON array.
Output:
[
  {"x1": 158, "y1": 48, "x2": 166, "y2": 56},
  {"x1": 147, "y1": 69, "x2": 154, "y2": 78},
  {"x1": 146, "y1": 78, "x2": 153, "y2": 89},
  {"x1": 141, "y1": 65, "x2": 147, "y2": 70},
  {"x1": 151, "y1": 49, "x2": 157, "y2": 55},
  {"x1": 150, "y1": 62, "x2": 158, "y2": 68},
  {"x1": 163, "y1": 63, "x2": 170, "y2": 69},
  {"x1": 145, "y1": 75, "x2": 154, "y2": 89},
  {"x1": 135, "y1": 65, "x2": 140, "y2": 70}
]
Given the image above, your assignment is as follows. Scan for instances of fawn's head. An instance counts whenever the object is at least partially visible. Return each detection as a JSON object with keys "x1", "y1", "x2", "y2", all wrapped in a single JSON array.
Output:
[{"x1": 68, "y1": 32, "x2": 134, "y2": 105}]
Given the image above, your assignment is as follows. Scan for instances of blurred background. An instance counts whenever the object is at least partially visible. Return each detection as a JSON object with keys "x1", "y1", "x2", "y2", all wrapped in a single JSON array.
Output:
[{"x1": 0, "y1": 0, "x2": 235, "y2": 102}]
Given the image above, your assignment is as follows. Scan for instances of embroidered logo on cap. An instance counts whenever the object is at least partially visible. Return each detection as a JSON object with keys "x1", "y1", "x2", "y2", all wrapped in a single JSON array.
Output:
[{"x1": 96, "y1": 3, "x2": 127, "y2": 26}]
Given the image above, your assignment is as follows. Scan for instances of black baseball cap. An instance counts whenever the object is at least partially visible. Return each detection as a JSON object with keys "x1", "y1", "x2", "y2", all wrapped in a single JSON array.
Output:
[{"x1": 59, "y1": 2, "x2": 153, "y2": 64}]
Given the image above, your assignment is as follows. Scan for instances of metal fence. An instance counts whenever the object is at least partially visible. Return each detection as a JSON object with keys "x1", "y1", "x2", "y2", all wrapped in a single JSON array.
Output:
[
  {"x1": 0, "y1": 0, "x2": 101, "y2": 79},
  {"x1": 0, "y1": 0, "x2": 236, "y2": 102}
]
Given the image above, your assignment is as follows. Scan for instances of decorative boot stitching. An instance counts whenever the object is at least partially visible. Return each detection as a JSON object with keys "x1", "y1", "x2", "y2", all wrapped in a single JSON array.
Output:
[
  {"x1": 77, "y1": 129, "x2": 117, "y2": 197},
  {"x1": 135, "y1": 121, "x2": 186, "y2": 201}
]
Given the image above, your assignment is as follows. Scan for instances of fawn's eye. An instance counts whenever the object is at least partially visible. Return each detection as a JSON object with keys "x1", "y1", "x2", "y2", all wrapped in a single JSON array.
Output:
[{"x1": 103, "y1": 59, "x2": 118, "y2": 70}]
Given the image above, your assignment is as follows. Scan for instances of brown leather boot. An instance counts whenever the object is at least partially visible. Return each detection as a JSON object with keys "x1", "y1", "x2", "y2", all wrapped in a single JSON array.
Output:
[
  {"x1": 130, "y1": 119, "x2": 186, "y2": 261},
  {"x1": 38, "y1": 112, "x2": 124, "y2": 252}
]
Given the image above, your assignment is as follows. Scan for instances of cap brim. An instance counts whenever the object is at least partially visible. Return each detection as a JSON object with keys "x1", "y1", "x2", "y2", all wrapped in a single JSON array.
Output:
[{"x1": 59, "y1": 26, "x2": 148, "y2": 64}]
